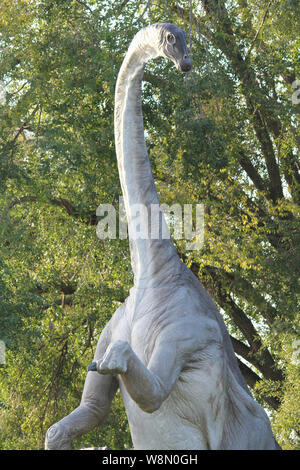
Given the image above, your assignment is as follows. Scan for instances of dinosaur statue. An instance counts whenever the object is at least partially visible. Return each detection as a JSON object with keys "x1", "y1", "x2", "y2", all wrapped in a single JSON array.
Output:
[{"x1": 45, "y1": 23, "x2": 279, "y2": 450}]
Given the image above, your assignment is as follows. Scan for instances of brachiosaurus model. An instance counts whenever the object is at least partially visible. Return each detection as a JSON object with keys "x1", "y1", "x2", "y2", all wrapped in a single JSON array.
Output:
[{"x1": 45, "y1": 23, "x2": 279, "y2": 450}]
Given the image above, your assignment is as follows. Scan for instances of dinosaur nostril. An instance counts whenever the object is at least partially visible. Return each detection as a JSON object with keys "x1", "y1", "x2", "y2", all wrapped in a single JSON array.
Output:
[{"x1": 180, "y1": 58, "x2": 192, "y2": 72}]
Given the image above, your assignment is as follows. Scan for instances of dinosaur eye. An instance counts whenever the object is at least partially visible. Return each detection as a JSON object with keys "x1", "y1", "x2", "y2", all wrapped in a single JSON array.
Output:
[{"x1": 167, "y1": 33, "x2": 176, "y2": 44}]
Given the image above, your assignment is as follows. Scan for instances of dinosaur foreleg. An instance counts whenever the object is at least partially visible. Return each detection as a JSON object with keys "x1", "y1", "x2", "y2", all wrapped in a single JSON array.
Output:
[
  {"x1": 45, "y1": 404, "x2": 102, "y2": 449},
  {"x1": 89, "y1": 339, "x2": 181, "y2": 414},
  {"x1": 45, "y1": 362, "x2": 118, "y2": 449}
]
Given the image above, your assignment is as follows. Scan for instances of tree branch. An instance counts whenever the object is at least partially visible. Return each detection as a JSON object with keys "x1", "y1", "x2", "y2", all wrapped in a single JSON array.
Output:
[
  {"x1": 236, "y1": 358, "x2": 280, "y2": 410},
  {"x1": 8, "y1": 195, "x2": 98, "y2": 225},
  {"x1": 244, "y1": 0, "x2": 273, "y2": 60},
  {"x1": 230, "y1": 335, "x2": 269, "y2": 377},
  {"x1": 203, "y1": 266, "x2": 277, "y2": 325},
  {"x1": 75, "y1": 0, "x2": 93, "y2": 15},
  {"x1": 238, "y1": 150, "x2": 268, "y2": 193},
  {"x1": 10, "y1": 105, "x2": 39, "y2": 146},
  {"x1": 183, "y1": 256, "x2": 277, "y2": 326}
]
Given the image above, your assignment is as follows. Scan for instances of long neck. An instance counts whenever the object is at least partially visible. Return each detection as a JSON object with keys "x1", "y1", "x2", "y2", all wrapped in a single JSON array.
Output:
[{"x1": 114, "y1": 34, "x2": 182, "y2": 287}]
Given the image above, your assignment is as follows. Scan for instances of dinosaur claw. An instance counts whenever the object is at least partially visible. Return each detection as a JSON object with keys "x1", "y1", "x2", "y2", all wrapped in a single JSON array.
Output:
[{"x1": 87, "y1": 361, "x2": 97, "y2": 372}]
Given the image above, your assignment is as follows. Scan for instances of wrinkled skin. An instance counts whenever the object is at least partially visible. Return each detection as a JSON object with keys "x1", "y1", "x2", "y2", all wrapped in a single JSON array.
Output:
[{"x1": 45, "y1": 24, "x2": 279, "y2": 450}]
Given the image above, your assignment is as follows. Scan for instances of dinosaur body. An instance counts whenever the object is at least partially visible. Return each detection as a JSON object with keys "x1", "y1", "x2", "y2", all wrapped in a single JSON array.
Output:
[{"x1": 45, "y1": 23, "x2": 278, "y2": 450}]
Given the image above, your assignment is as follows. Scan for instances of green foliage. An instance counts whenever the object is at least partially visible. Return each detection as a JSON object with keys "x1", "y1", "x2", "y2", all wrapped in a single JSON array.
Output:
[{"x1": 0, "y1": 0, "x2": 299, "y2": 449}]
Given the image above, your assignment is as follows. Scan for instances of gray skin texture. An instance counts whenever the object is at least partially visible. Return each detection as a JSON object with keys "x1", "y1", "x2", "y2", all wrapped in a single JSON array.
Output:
[{"x1": 45, "y1": 23, "x2": 279, "y2": 450}]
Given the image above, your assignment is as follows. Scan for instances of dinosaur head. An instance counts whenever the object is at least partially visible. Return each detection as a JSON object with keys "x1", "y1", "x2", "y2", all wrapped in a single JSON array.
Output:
[{"x1": 154, "y1": 23, "x2": 192, "y2": 72}]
